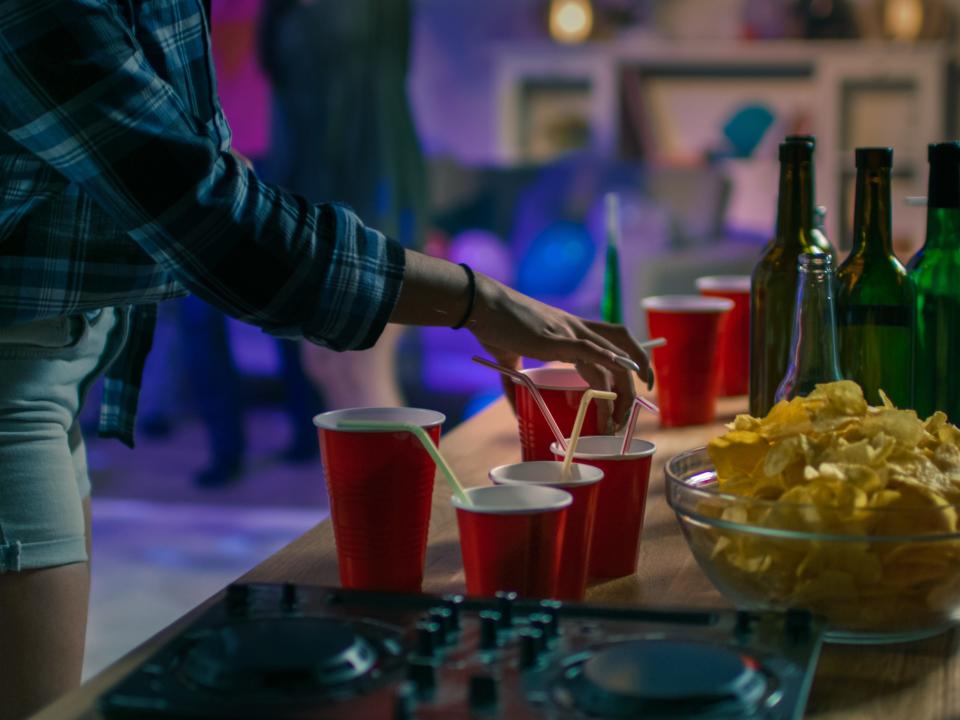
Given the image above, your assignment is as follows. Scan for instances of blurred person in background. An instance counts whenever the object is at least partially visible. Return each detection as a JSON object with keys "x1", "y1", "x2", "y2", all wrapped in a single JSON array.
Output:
[
  {"x1": 259, "y1": 0, "x2": 429, "y2": 409},
  {"x1": 0, "y1": 2, "x2": 651, "y2": 718}
]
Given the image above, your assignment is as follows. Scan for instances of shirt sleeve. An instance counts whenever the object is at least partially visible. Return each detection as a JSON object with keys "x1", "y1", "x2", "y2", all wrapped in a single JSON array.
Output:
[{"x1": 0, "y1": 0, "x2": 405, "y2": 351}]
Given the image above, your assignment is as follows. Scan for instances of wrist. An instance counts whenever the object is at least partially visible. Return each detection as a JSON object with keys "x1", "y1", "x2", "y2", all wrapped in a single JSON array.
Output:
[
  {"x1": 450, "y1": 263, "x2": 477, "y2": 329},
  {"x1": 465, "y1": 271, "x2": 500, "y2": 335}
]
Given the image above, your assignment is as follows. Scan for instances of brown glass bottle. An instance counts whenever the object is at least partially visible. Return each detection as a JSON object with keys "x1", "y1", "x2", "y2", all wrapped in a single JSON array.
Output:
[
  {"x1": 785, "y1": 134, "x2": 836, "y2": 262},
  {"x1": 749, "y1": 140, "x2": 823, "y2": 416}
]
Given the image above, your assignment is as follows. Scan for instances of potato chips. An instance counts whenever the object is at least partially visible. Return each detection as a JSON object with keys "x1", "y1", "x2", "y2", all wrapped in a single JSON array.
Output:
[{"x1": 697, "y1": 380, "x2": 960, "y2": 634}]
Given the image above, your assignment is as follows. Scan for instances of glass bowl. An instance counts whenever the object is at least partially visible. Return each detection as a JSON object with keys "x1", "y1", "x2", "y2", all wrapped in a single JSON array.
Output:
[{"x1": 665, "y1": 446, "x2": 960, "y2": 644}]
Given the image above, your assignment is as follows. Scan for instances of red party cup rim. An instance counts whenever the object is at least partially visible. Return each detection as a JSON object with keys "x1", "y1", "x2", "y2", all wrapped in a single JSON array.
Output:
[
  {"x1": 641, "y1": 295, "x2": 734, "y2": 313},
  {"x1": 695, "y1": 275, "x2": 751, "y2": 293},
  {"x1": 488, "y1": 461, "x2": 603, "y2": 488},
  {"x1": 452, "y1": 485, "x2": 572, "y2": 514},
  {"x1": 514, "y1": 365, "x2": 588, "y2": 391},
  {"x1": 550, "y1": 436, "x2": 656, "y2": 460},
  {"x1": 313, "y1": 406, "x2": 446, "y2": 432}
]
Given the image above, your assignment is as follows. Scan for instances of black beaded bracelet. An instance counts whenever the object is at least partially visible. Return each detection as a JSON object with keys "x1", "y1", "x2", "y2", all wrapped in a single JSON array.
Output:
[{"x1": 451, "y1": 263, "x2": 476, "y2": 330}]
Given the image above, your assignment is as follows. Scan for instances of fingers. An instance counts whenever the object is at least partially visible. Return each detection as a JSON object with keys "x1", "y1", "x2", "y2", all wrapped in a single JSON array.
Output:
[
  {"x1": 583, "y1": 321, "x2": 655, "y2": 390},
  {"x1": 483, "y1": 344, "x2": 521, "y2": 415},
  {"x1": 573, "y1": 361, "x2": 616, "y2": 434}
]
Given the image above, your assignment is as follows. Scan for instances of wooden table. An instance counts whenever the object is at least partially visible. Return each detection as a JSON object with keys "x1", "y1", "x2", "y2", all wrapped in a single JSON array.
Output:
[{"x1": 35, "y1": 397, "x2": 960, "y2": 719}]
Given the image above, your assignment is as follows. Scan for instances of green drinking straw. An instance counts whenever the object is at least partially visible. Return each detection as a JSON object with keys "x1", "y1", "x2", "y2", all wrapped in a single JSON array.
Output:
[{"x1": 336, "y1": 420, "x2": 472, "y2": 506}]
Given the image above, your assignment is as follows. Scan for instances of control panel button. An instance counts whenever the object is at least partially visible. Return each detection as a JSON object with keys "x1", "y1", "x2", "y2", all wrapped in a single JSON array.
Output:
[
  {"x1": 442, "y1": 594, "x2": 464, "y2": 630},
  {"x1": 495, "y1": 591, "x2": 517, "y2": 629},
  {"x1": 479, "y1": 610, "x2": 501, "y2": 650},
  {"x1": 538, "y1": 600, "x2": 562, "y2": 638},
  {"x1": 416, "y1": 621, "x2": 441, "y2": 658},
  {"x1": 428, "y1": 607, "x2": 454, "y2": 638},
  {"x1": 519, "y1": 628, "x2": 544, "y2": 669}
]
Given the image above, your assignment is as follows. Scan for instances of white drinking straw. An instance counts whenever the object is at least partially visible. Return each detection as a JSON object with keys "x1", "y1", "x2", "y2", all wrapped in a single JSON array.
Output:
[
  {"x1": 472, "y1": 356, "x2": 568, "y2": 451},
  {"x1": 619, "y1": 395, "x2": 659, "y2": 455},
  {"x1": 337, "y1": 419, "x2": 471, "y2": 506},
  {"x1": 560, "y1": 389, "x2": 617, "y2": 480}
]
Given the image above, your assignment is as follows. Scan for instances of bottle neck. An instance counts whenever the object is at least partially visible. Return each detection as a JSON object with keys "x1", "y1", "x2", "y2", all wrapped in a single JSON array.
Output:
[
  {"x1": 923, "y1": 206, "x2": 960, "y2": 251},
  {"x1": 788, "y1": 264, "x2": 841, "y2": 381},
  {"x1": 850, "y1": 165, "x2": 893, "y2": 260},
  {"x1": 775, "y1": 158, "x2": 815, "y2": 247}
]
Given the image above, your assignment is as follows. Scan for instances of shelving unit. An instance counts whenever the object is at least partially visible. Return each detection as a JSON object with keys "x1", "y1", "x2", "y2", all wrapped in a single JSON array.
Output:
[{"x1": 494, "y1": 38, "x2": 949, "y2": 250}]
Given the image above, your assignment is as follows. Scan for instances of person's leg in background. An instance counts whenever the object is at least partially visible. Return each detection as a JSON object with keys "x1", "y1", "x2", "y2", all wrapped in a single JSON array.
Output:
[
  {"x1": 179, "y1": 296, "x2": 246, "y2": 487},
  {"x1": 0, "y1": 309, "x2": 127, "y2": 720},
  {"x1": 300, "y1": 324, "x2": 405, "y2": 411},
  {"x1": 275, "y1": 339, "x2": 322, "y2": 462}
]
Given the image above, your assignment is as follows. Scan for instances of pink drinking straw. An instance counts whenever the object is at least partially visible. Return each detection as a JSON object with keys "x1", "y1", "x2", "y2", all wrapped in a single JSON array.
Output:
[
  {"x1": 619, "y1": 395, "x2": 660, "y2": 455},
  {"x1": 471, "y1": 356, "x2": 567, "y2": 451}
]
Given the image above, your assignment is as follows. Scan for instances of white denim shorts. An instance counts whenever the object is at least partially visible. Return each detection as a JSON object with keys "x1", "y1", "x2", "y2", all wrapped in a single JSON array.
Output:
[{"x1": 0, "y1": 308, "x2": 129, "y2": 571}]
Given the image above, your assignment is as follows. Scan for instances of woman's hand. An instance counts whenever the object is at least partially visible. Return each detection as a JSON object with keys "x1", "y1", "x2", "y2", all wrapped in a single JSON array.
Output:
[
  {"x1": 389, "y1": 252, "x2": 652, "y2": 431},
  {"x1": 466, "y1": 274, "x2": 652, "y2": 432}
]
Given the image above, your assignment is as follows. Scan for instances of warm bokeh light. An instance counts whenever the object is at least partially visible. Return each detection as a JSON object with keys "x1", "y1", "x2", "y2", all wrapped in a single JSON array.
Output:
[
  {"x1": 549, "y1": 0, "x2": 594, "y2": 44},
  {"x1": 885, "y1": 0, "x2": 923, "y2": 41}
]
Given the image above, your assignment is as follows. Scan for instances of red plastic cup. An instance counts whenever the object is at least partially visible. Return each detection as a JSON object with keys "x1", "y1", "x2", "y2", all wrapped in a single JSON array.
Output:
[
  {"x1": 513, "y1": 366, "x2": 600, "y2": 461},
  {"x1": 453, "y1": 485, "x2": 571, "y2": 598},
  {"x1": 696, "y1": 276, "x2": 751, "y2": 397},
  {"x1": 489, "y1": 461, "x2": 603, "y2": 601},
  {"x1": 641, "y1": 295, "x2": 733, "y2": 427},
  {"x1": 552, "y1": 436, "x2": 656, "y2": 579},
  {"x1": 314, "y1": 407, "x2": 445, "y2": 592}
]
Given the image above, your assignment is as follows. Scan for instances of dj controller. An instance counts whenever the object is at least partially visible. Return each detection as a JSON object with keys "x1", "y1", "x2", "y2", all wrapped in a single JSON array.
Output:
[{"x1": 99, "y1": 582, "x2": 823, "y2": 719}]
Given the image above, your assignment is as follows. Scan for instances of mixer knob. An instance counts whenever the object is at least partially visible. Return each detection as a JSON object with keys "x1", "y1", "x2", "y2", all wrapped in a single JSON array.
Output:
[
  {"x1": 519, "y1": 628, "x2": 544, "y2": 669},
  {"x1": 394, "y1": 681, "x2": 417, "y2": 720},
  {"x1": 538, "y1": 600, "x2": 562, "y2": 638},
  {"x1": 442, "y1": 594, "x2": 463, "y2": 630},
  {"x1": 530, "y1": 613, "x2": 550, "y2": 642},
  {"x1": 280, "y1": 583, "x2": 299, "y2": 612},
  {"x1": 495, "y1": 591, "x2": 517, "y2": 628},
  {"x1": 469, "y1": 674, "x2": 499, "y2": 710},
  {"x1": 225, "y1": 584, "x2": 249, "y2": 616},
  {"x1": 407, "y1": 659, "x2": 436, "y2": 693},
  {"x1": 428, "y1": 607, "x2": 454, "y2": 637},
  {"x1": 479, "y1": 610, "x2": 501, "y2": 650},
  {"x1": 416, "y1": 621, "x2": 441, "y2": 657}
]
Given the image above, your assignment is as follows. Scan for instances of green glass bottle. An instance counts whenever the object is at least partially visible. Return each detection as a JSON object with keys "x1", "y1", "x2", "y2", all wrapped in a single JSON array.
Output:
[
  {"x1": 909, "y1": 142, "x2": 960, "y2": 420},
  {"x1": 749, "y1": 140, "x2": 824, "y2": 416},
  {"x1": 775, "y1": 253, "x2": 843, "y2": 402},
  {"x1": 785, "y1": 134, "x2": 836, "y2": 262},
  {"x1": 836, "y1": 147, "x2": 914, "y2": 408},
  {"x1": 601, "y1": 192, "x2": 623, "y2": 324}
]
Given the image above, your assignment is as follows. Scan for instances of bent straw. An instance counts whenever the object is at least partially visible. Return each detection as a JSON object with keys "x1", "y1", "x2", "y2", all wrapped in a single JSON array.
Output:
[
  {"x1": 560, "y1": 389, "x2": 617, "y2": 480},
  {"x1": 472, "y1": 356, "x2": 567, "y2": 451},
  {"x1": 337, "y1": 420, "x2": 472, "y2": 506},
  {"x1": 619, "y1": 395, "x2": 660, "y2": 455}
]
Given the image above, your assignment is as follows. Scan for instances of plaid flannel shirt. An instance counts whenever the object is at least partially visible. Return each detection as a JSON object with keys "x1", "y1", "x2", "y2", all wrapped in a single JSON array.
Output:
[{"x1": 0, "y1": 0, "x2": 406, "y2": 446}]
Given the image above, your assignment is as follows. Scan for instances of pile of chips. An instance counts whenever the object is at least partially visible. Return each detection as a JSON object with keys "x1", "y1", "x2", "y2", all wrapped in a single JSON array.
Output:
[{"x1": 697, "y1": 380, "x2": 960, "y2": 632}]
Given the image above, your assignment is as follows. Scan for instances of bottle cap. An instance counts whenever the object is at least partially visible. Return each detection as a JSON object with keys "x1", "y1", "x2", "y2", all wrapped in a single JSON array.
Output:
[
  {"x1": 785, "y1": 134, "x2": 816, "y2": 149},
  {"x1": 779, "y1": 140, "x2": 813, "y2": 162},
  {"x1": 928, "y1": 142, "x2": 960, "y2": 209},
  {"x1": 855, "y1": 147, "x2": 893, "y2": 169}
]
